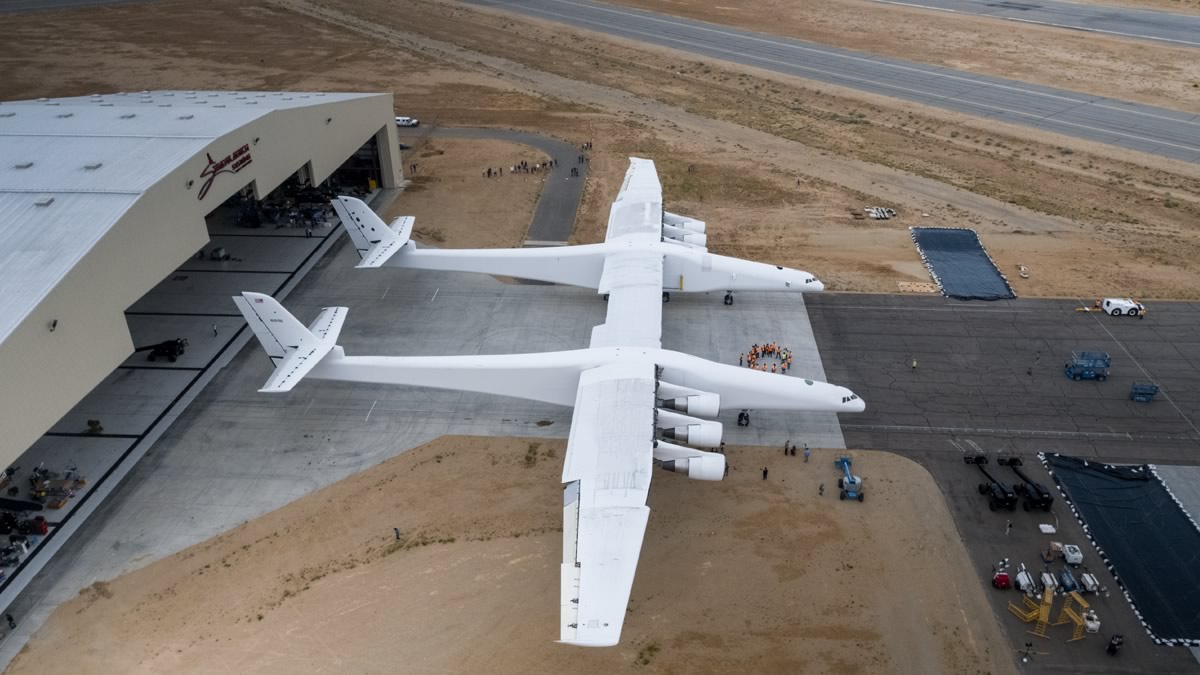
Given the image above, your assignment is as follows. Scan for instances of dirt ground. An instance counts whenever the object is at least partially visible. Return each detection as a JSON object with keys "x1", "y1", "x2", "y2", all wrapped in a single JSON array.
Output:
[
  {"x1": 2, "y1": 1, "x2": 1199, "y2": 297},
  {"x1": 382, "y1": 137, "x2": 548, "y2": 248},
  {"x1": 9, "y1": 437, "x2": 1015, "y2": 675}
]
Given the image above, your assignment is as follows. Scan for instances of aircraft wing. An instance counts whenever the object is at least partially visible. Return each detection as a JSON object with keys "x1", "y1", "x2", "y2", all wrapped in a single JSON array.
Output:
[
  {"x1": 604, "y1": 157, "x2": 663, "y2": 242},
  {"x1": 590, "y1": 250, "x2": 664, "y2": 349},
  {"x1": 560, "y1": 361, "x2": 656, "y2": 647}
]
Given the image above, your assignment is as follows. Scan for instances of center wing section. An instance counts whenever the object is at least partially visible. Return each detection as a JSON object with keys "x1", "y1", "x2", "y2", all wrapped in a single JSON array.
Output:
[
  {"x1": 560, "y1": 362, "x2": 656, "y2": 647},
  {"x1": 590, "y1": 250, "x2": 664, "y2": 349},
  {"x1": 604, "y1": 157, "x2": 662, "y2": 242}
]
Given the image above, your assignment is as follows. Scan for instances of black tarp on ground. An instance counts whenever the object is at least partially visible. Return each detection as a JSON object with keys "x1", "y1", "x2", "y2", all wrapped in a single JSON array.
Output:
[
  {"x1": 910, "y1": 227, "x2": 1015, "y2": 300},
  {"x1": 1043, "y1": 453, "x2": 1200, "y2": 645}
]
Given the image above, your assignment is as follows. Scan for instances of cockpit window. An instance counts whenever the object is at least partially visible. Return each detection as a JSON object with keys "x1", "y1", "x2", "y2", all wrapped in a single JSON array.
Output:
[{"x1": 776, "y1": 266, "x2": 783, "y2": 270}]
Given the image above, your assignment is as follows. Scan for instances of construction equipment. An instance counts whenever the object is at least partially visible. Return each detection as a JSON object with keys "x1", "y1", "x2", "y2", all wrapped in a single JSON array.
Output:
[
  {"x1": 1053, "y1": 591, "x2": 1092, "y2": 642},
  {"x1": 132, "y1": 338, "x2": 189, "y2": 363},
  {"x1": 1014, "y1": 564, "x2": 1037, "y2": 595},
  {"x1": 834, "y1": 456, "x2": 864, "y2": 502},
  {"x1": 992, "y1": 559, "x2": 1012, "y2": 590},
  {"x1": 1059, "y1": 567, "x2": 1080, "y2": 593},
  {"x1": 964, "y1": 455, "x2": 1017, "y2": 511},
  {"x1": 998, "y1": 457, "x2": 1054, "y2": 511},
  {"x1": 1009, "y1": 587, "x2": 1055, "y2": 639},
  {"x1": 1106, "y1": 634, "x2": 1124, "y2": 655},
  {"x1": 1064, "y1": 351, "x2": 1111, "y2": 381},
  {"x1": 1041, "y1": 542, "x2": 1083, "y2": 567},
  {"x1": 1130, "y1": 382, "x2": 1159, "y2": 402}
]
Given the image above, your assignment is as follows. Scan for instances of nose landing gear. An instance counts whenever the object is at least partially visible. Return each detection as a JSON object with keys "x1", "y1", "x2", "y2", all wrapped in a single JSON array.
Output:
[{"x1": 723, "y1": 292, "x2": 734, "y2": 306}]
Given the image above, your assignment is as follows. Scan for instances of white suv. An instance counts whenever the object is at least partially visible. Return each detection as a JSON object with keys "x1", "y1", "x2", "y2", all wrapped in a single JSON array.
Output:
[
  {"x1": 1100, "y1": 298, "x2": 1145, "y2": 317},
  {"x1": 394, "y1": 116, "x2": 419, "y2": 127}
]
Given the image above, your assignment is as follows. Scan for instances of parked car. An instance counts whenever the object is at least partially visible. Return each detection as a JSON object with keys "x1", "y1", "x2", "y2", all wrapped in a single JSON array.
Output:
[{"x1": 394, "y1": 116, "x2": 419, "y2": 127}]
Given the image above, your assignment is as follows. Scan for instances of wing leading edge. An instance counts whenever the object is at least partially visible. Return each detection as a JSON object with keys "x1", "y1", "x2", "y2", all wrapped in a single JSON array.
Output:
[{"x1": 560, "y1": 362, "x2": 656, "y2": 647}]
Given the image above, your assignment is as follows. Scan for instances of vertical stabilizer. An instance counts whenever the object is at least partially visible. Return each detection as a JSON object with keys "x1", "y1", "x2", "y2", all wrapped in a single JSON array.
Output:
[
  {"x1": 232, "y1": 292, "x2": 345, "y2": 392},
  {"x1": 331, "y1": 196, "x2": 412, "y2": 268}
]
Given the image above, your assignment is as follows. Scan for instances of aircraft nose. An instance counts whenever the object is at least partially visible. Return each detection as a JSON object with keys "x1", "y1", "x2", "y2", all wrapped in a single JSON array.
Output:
[
  {"x1": 809, "y1": 278, "x2": 826, "y2": 292},
  {"x1": 842, "y1": 389, "x2": 865, "y2": 412}
]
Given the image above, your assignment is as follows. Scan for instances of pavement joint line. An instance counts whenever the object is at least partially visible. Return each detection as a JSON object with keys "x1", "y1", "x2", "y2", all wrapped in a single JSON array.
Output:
[
  {"x1": 124, "y1": 312, "x2": 244, "y2": 317},
  {"x1": 118, "y1": 365, "x2": 205, "y2": 371},
  {"x1": 1075, "y1": 297, "x2": 1200, "y2": 441},
  {"x1": 177, "y1": 269, "x2": 289, "y2": 275}
]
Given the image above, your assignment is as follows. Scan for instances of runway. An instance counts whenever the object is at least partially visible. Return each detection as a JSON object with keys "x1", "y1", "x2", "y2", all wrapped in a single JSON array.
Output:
[
  {"x1": 465, "y1": 0, "x2": 1200, "y2": 164},
  {"x1": 872, "y1": 0, "x2": 1200, "y2": 47}
]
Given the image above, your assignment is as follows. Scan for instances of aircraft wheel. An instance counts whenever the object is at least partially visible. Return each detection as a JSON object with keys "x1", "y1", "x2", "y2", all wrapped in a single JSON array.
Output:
[{"x1": 662, "y1": 292, "x2": 670, "y2": 303}]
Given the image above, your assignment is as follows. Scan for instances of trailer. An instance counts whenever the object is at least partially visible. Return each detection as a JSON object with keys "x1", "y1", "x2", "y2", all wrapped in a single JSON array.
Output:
[
  {"x1": 1065, "y1": 351, "x2": 1111, "y2": 381},
  {"x1": 964, "y1": 455, "x2": 1017, "y2": 511},
  {"x1": 998, "y1": 457, "x2": 1054, "y2": 511}
]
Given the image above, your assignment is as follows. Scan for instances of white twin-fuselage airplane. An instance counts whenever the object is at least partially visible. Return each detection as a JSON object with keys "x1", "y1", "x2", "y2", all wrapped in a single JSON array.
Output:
[
  {"x1": 330, "y1": 157, "x2": 823, "y2": 303},
  {"x1": 233, "y1": 158, "x2": 863, "y2": 647}
]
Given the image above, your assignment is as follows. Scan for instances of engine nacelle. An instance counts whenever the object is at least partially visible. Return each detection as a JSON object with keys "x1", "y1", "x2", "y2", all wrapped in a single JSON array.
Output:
[
  {"x1": 660, "y1": 454, "x2": 725, "y2": 481},
  {"x1": 657, "y1": 383, "x2": 721, "y2": 418},
  {"x1": 663, "y1": 211, "x2": 706, "y2": 234},
  {"x1": 663, "y1": 224, "x2": 708, "y2": 248},
  {"x1": 658, "y1": 394, "x2": 720, "y2": 418},
  {"x1": 656, "y1": 412, "x2": 723, "y2": 448}
]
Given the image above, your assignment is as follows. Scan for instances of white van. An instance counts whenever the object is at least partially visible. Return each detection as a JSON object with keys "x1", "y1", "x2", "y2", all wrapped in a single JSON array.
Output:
[{"x1": 394, "y1": 116, "x2": 419, "y2": 127}]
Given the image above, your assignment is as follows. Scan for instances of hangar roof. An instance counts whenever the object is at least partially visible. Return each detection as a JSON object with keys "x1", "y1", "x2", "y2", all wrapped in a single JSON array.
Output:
[{"x1": 0, "y1": 91, "x2": 378, "y2": 344}]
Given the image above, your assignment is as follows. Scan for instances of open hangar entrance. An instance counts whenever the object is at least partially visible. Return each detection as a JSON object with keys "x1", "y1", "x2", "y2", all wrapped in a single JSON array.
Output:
[{"x1": 0, "y1": 90, "x2": 401, "y2": 609}]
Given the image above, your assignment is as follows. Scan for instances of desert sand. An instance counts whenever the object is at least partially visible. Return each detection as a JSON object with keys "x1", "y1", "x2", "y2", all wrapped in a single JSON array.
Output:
[
  {"x1": 1, "y1": 0, "x2": 1198, "y2": 297},
  {"x1": 381, "y1": 137, "x2": 549, "y2": 249},
  {"x1": 10, "y1": 437, "x2": 1015, "y2": 675}
]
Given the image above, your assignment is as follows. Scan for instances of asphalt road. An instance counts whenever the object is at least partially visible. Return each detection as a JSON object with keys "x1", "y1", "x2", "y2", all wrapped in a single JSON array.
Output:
[
  {"x1": 0, "y1": 0, "x2": 152, "y2": 11},
  {"x1": 873, "y1": 0, "x2": 1200, "y2": 47},
  {"x1": 806, "y1": 294, "x2": 1200, "y2": 463},
  {"x1": 466, "y1": 0, "x2": 1200, "y2": 164},
  {"x1": 397, "y1": 126, "x2": 588, "y2": 244}
]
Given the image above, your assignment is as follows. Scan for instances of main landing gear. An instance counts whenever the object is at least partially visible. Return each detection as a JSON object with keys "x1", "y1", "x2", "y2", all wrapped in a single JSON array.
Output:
[
  {"x1": 663, "y1": 291, "x2": 670, "y2": 303},
  {"x1": 723, "y1": 292, "x2": 734, "y2": 306}
]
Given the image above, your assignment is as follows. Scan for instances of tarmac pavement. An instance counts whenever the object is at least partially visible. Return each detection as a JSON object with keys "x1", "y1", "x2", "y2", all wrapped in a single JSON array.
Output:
[{"x1": 807, "y1": 293, "x2": 1200, "y2": 673}]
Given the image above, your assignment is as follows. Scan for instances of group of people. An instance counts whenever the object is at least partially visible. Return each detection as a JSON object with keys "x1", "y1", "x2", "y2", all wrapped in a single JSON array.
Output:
[
  {"x1": 482, "y1": 158, "x2": 559, "y2": 179},
  {"x1": 783, "y1": 440, "x2": 811, "y2": 462},
  {"x1": 740, "y1": 342, "x2": 795, "y2": 374}
]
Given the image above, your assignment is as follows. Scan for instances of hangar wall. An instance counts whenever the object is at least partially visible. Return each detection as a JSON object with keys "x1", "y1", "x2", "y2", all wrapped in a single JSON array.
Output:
[{"x1": 0, "y1": 94, "x2": 402, "y2": 466}]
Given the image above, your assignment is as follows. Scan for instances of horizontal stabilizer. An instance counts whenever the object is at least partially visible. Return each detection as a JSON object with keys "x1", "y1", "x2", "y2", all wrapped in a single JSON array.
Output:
[
  {"x1": 232, "y1": 292, "x2": 345, "y2": 393},
  {"x1": 331, "y1": 195, "x2": 412, "y2": 268}
]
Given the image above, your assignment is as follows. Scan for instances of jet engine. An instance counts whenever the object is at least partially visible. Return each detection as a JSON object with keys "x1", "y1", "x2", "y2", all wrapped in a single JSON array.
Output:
[
  {"x1": 660, "y1": 454, "x2": 725, "y2": 481},
  {"x1": 663, "y1": 211, "x2": 707, "y2": 234},
  {"x1": 657, "y1": 383, "x2": 721, "y2": 418},
  {"x1": 662, "y1": 224, "x2": 708, "y2": 248},
  {"x1": 654, "y1": 441, "x2": 725, "y2": 481},
  {"x1": 656, "y1": 409, "x2": 722, "y2": 448}
]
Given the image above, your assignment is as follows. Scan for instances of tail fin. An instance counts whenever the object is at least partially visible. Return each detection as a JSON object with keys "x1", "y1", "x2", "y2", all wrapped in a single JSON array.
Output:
[
  {"x1": 331, "y1": 196, "x2": 414, "y2": 268},
  {"x1": 232, "y1": 292, "x2": 346, "y2": 393}
]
